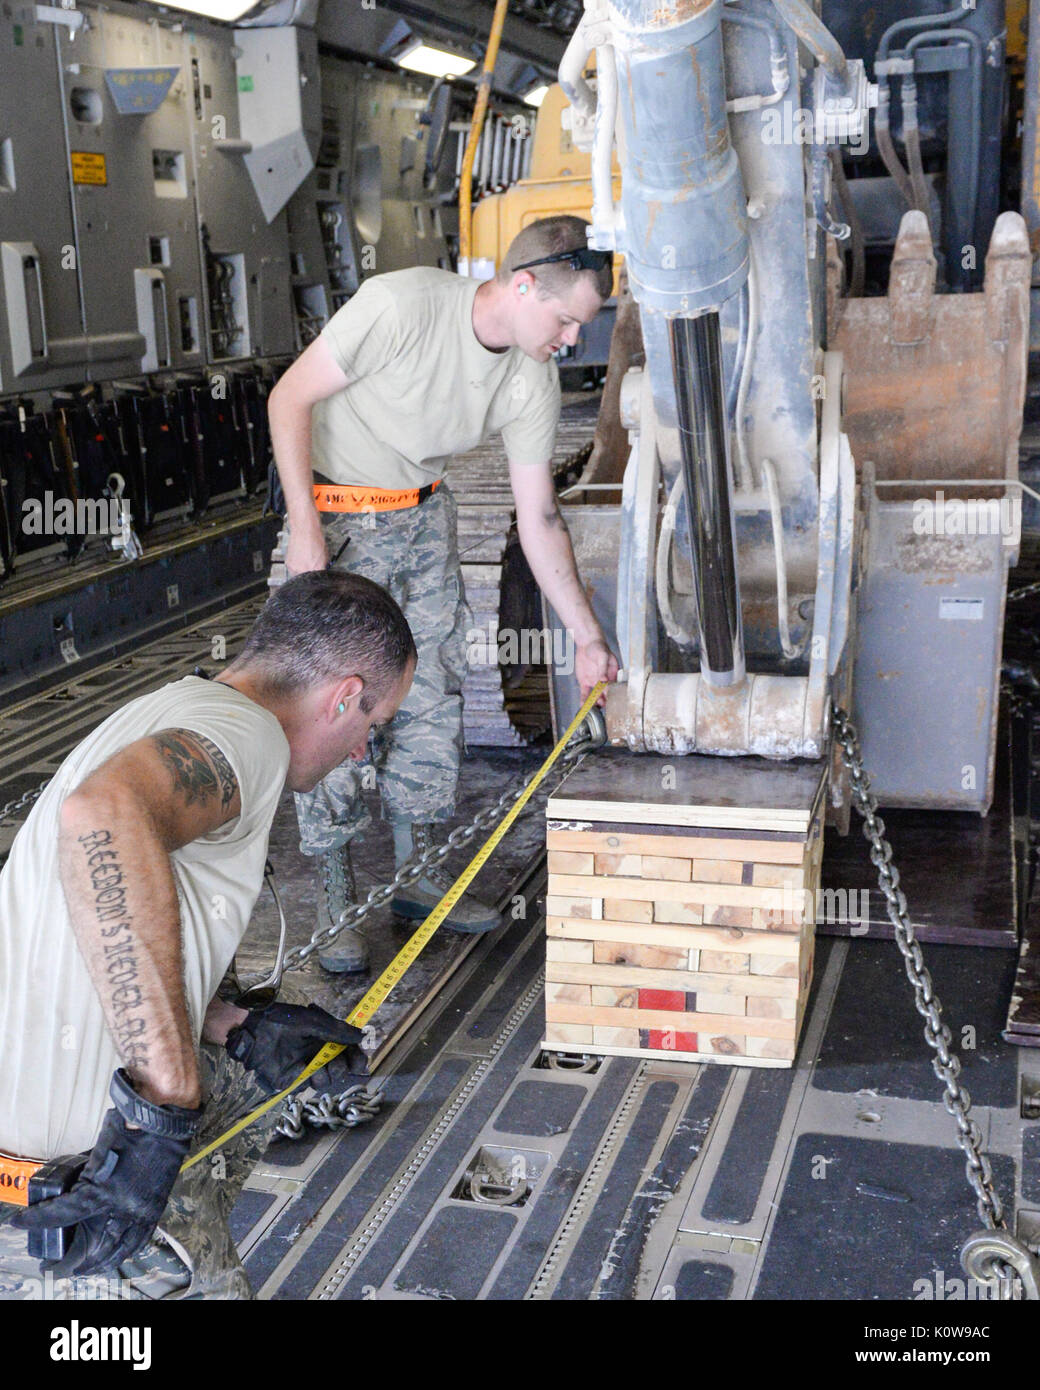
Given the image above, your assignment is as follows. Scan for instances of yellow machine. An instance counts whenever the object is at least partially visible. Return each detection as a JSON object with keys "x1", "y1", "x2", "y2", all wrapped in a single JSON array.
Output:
[{"x1": 471, "y1": 78, "x2": 623, "y2": 299}]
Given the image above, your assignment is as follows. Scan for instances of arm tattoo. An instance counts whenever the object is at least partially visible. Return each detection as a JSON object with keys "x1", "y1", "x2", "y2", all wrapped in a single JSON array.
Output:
[
  {"x1": 154, "y1": 730, "x2": 239, "y2": 811},
  {"x1": 76, "y1": 827, "x2": 149, "y2": 1068}
]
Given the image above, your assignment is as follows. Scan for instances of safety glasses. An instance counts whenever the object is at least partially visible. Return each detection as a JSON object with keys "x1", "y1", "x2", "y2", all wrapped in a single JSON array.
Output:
[{"x1": 513, "y1": 246, "x2": 613, "y2": 274}]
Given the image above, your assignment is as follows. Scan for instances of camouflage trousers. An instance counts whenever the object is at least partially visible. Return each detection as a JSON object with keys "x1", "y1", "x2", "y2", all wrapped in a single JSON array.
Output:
[
  {"x1": 294, "y1": 484, "x2": 471, "y2": 855},
  {"x1": 0, "y1": 1043, "x2": 283, "y2": 1301}
]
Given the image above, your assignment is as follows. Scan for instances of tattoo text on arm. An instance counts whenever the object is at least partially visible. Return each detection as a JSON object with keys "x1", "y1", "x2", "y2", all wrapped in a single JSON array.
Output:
[
  {"x1": 76, "y1": 827, "x2": 150, "y2": 1069},
  {"x1": 154, "y1": 730, "x2": 238, "y2": 812}
]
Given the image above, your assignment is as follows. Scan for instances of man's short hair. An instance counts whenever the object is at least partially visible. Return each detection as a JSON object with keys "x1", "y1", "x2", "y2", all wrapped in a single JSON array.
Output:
[
  {"x1": 232, "y1": 571, "x2": 416, "y2": 711},
  {"x1": 499, "y1": 215, "x2": 613, "y2": 301}
]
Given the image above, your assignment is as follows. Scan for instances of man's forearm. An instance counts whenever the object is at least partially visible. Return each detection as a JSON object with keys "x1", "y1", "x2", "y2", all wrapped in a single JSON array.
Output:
[
  {"x1": 59, "y1": 792, "x2": 202, "y2": 1110},
  {"x1": 517, "y1": 503, "x2": 603, "y2": 645},
  {"x1": 269, "y1": 392, "x2": 321, "y2": 535}
]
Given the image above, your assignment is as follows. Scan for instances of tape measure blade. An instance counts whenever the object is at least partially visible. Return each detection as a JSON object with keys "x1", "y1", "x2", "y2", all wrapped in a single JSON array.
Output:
[{"x1": 183, "y1": 683, "x2": 604, "y2": 1169}]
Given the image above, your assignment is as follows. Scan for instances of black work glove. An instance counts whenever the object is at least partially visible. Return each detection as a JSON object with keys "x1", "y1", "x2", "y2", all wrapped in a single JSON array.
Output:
[
  {"x1": 225, "y1": 1002, "x2": 366, "y2": 1096},
  {"x1": 12, "y1": 1104, "x2": 198, "y2": 1277}
]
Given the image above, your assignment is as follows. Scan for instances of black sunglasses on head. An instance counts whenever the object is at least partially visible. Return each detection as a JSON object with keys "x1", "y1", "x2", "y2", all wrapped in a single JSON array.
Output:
[{"x1": 513, "y1": 246, "x2": 613, "y2": 274}]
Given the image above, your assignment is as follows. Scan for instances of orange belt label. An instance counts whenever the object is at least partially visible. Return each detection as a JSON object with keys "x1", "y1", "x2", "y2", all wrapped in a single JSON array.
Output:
[
  {"x1": 0, "y1": 1153, "x2": 41, "y2": 1207},
  {"x1": 313, "y1": 481, "x2": 440, "y2": 514}
]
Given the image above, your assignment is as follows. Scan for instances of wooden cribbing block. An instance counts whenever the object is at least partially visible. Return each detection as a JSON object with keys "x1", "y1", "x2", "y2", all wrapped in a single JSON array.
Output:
[
  {"x1": 547, "y1": 875, "x2": 807, "y2": 914},
  {"x1": 545, "y1": 962, "x2": 800, "y2": 998},
  {"x1": 547, "y1": 827, "x2": 806, "y2": 864},
  {"x1": 546, "y1": 850, "x2": 595, "y2": 874},
  {"x1": 542, "y1": 750, "x2": 827, "y2": 1068},
  {"x1": 547, "y1": 917, "x2": 802, "y2": 956},
  {"x1": 544, "y1": 1003, "x2": 798, "y2": 1040}
]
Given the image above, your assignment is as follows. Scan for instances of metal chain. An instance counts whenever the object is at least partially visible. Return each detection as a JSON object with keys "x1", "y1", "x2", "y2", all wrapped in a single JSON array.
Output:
[
  {"x1": 831, "y1": 705, "x2": 1005, "y2": 1231},
  {"x1": 1007, "y1": 577, "x2": 1040, "y2": 603},
  {"x1": 274, "y1": 761, "x2": 565, "y2": 1135},
  {"x1": 275, "y1": 1085, "x2": 384, "y2": 1139},
  {"x1": 1, "y1": 761, "x2": 568, "y2": 970},
  {"x1": 275, "y1": 718, "x2": 602, "y2": 1136},
  {"x1": 280, "y1": 736, "x2": 592, "y2": 973},
  {"x1": 0, "y1": 779, "x2": 50, "y2": 826}
]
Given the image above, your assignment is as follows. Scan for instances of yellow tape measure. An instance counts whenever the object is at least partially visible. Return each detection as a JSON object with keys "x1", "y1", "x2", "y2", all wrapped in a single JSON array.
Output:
[{"x1": 182, "y1": 682, "x2": 606, "y2": 1171}]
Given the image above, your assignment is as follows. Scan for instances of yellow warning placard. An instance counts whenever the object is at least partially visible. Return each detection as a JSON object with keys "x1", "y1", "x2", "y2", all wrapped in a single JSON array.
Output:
[{"x1": 70, "y1": 151, "x2": 107, "y2": 186}]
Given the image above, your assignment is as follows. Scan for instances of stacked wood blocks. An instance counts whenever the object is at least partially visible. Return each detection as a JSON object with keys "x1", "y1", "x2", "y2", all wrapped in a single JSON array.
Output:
[{"x1": 543, "y1": 755, "x2": 827, "y2": 1068}]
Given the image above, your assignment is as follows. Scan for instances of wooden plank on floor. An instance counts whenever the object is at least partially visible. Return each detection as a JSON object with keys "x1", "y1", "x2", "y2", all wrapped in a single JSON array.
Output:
[
  {"x1": 821, "y1": 712, "x2": 1016, "y2": 948},
  {"x1": 1006, "y1": 883, "x2": 1040, "y2": 1043}
]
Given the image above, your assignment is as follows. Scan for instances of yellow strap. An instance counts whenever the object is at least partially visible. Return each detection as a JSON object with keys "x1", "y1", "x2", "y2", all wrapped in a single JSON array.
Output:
[{"x1": 181, "y1": 682, "x2": 606, "y2": 1171}]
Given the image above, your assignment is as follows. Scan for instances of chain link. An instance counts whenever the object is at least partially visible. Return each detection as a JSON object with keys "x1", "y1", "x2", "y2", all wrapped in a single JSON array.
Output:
[
  {"x1": 275, "y1": 1085, "x2": 384, "y2": 1139},
  {"x1": 274, "y1": 724, "x2": 599, "y2": 1136},
  {"x1": 0, "y1": 779, "x2": 50, "y2": 827},
  {"x1": 831, "y1": 704, "x2": 1005, "y2": 1231},
  {"x1": 1007, "y1": 577, "x2": 1040, "y2": 604},
  {"x1": 280, "y1": 740, "x2": 590, "y2": 973},
  {"x1": 8, "y1": 710, "x2": 1032, "y2": 1280}
]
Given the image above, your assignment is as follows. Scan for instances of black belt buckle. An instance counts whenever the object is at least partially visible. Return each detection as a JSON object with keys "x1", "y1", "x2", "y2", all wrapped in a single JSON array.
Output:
[{"x1": 26, "y1": 1153, "x2": 89, "y2": 1262}]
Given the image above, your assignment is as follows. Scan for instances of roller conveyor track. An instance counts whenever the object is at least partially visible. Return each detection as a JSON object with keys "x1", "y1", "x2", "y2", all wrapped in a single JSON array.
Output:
[{"x1": 450, "y1": 396, "x2": 599, "y2": 747}]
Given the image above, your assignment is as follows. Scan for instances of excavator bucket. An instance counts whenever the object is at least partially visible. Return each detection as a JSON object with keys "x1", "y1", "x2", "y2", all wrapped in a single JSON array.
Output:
[{"x1": 831, "y1": 209, "x2": 1031, "y2": 811}]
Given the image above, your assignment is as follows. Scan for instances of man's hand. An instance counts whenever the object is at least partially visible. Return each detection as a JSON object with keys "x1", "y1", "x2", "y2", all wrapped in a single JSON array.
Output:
[
  {"x1": 284, "y1": 519, "x2": 328, "y2": 577},
  {"x1": 226, "y1": 1002, "x2": 366, "y2": 1096},
  {"x1": 575, "y1": 637, "x2": 620, "y2": 706},
  {"x1": 268, "y1": 334, "x2": 350, "y2": 567},
  {"x1": 202, "y1": 996, "x2": 248, "y2": 1045},
  {"x1": 12, "y1": 1102, "x2": 200, "y2": 1277}
]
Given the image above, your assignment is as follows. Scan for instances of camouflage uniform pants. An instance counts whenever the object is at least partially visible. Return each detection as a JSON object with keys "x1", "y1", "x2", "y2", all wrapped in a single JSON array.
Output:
[
  {"x1": 0, "y1": 1043, "x2": 284, "y2": 1301},
  {"x1": 294, "y1": 484, "x2": 471, "y2": 855}
]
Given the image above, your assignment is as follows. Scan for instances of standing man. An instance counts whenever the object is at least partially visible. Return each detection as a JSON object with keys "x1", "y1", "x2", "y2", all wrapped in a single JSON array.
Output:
[
  {"x1": 269, "y1": 214, "x2": 619, "y2": 974},
  {"x1": 0, "y1": 571, "x2": 415, "y2": 1299}
]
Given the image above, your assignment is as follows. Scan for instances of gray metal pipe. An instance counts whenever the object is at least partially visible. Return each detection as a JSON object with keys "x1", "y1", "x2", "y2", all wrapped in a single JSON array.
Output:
[
  {"x1": 767, "y1": 0, "x2": 846, "y2": 82},
  {"x1": 877, "y1": 3, "x2": 964, "y2": 61},
  {"x1": 669, "y1": 313, "x2": 745, "y2": 687},
  {"x1": 609, "y1": 0, "x2": 748, "y2": 314}
]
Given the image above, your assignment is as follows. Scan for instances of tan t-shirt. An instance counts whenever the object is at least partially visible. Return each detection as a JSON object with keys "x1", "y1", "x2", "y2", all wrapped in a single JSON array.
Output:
[
  {"x1": 0, "y1": 677, "x2": 289, "y2": 1160},
  {"x1": 311, "y1": 268, "x2": 561, "y2": 489}
]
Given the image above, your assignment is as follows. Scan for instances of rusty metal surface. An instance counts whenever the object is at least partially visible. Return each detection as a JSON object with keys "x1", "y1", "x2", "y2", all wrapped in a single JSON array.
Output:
[
  {"x1": 833, "y1": 211, "x2": 1031, "y2": 486},
  {"x1": 579, "y1": 266, "x2": 645, "y2": 491},
  {"x1": 851, "y1": 490, "x2": 1009, "y2": 812},
  {"x1": 610, "y1": 0, "x2": 715, "y2": 36},
  {"x1": 1020, "y1": 0, "x2": 1040, "y2": 256}
]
